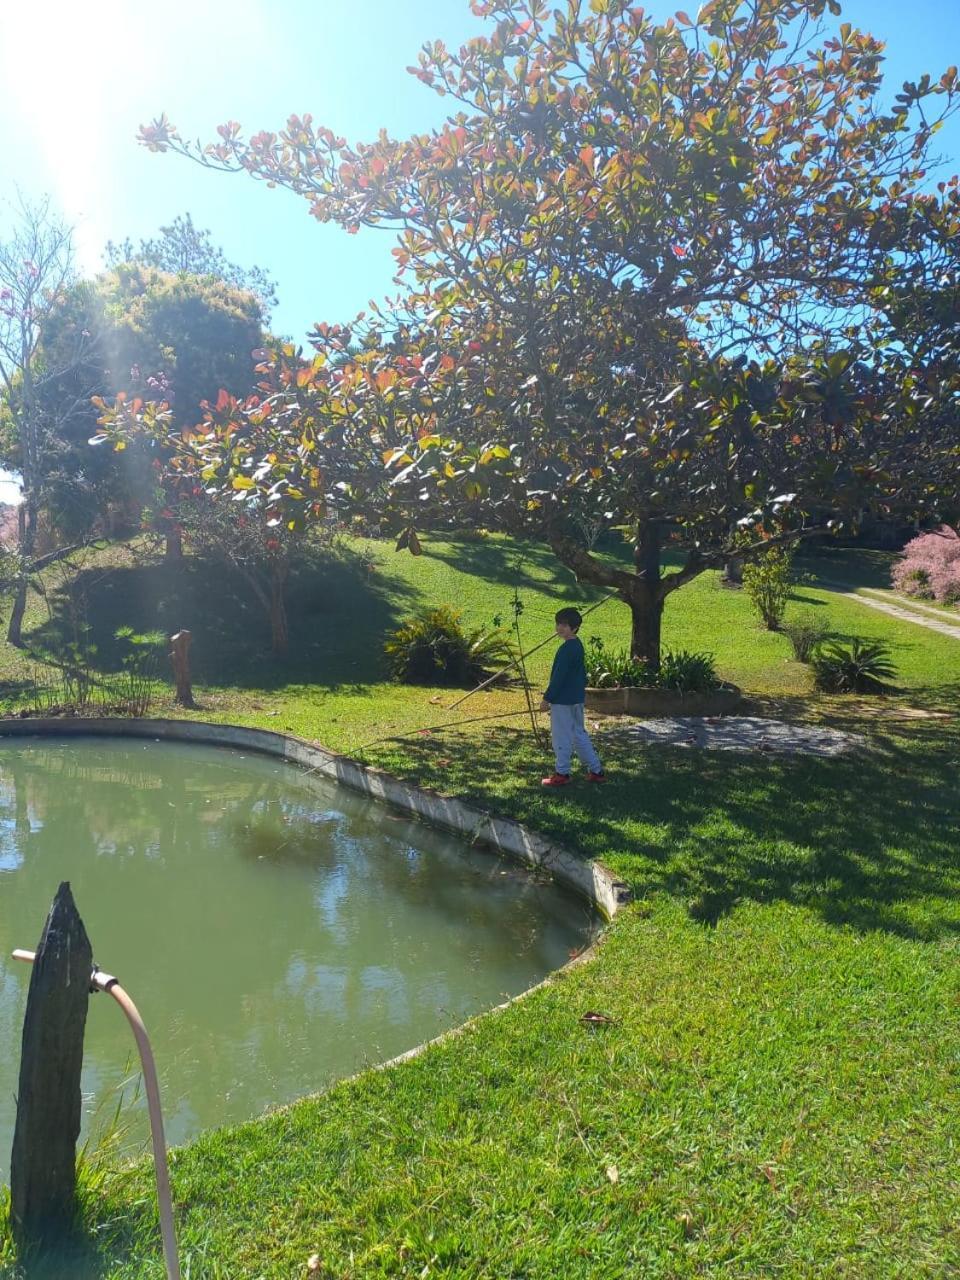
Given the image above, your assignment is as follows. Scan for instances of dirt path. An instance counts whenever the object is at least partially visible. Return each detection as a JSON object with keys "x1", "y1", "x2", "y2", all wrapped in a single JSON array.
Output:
[{"x1": 818, "y1": 582, "x2": 960, "y2": 641}]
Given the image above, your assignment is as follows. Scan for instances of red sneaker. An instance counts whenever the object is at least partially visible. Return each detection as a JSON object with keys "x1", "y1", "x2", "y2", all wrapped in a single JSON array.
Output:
[
  {"x1": 541, "y1": 772, "x2": 572, "y2": 787},
  {"x1": 586, "y1": 771, "x2": 606, "y2": 783}
]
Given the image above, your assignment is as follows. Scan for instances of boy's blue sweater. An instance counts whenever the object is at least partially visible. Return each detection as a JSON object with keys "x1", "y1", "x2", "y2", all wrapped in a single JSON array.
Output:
[{"x1": 544, "y1": 636, "x2": 587, "y2": 705}]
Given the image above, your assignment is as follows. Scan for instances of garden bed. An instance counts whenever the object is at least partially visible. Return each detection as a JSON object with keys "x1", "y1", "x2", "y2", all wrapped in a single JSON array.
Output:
[{"x1": 585, "y1": 683, "x2": 742, "y2": 717}]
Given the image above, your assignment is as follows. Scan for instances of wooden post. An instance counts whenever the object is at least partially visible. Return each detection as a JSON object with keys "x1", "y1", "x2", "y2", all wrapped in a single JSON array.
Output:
[
  {"x1": 169, "y1": 630, "x2": 196, "y2": 708},
  {"x1": 10, "y1": 882, "x2": 93, "y2": 1250}
]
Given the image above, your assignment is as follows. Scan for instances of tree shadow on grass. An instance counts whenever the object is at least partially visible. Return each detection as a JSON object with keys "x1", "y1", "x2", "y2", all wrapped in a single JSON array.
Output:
[
  {"x1": 420, "y1": 535, "x2": 688, "y2": 606},
  {"x1": 798, "y1": 546, "x2": 897, "y2": 589},
  {"x1": 22, "y1": 546, "x2": 422, "y2": 692},
  {"x1": 787, "y1": 591, "x2": 829, "y2": 607},
  {"x1": 421, "y1": 536, "x2": 587, "y2": 601},
  {"x1": 370, "y1": 715, "x2": 960, "y2": 943}
]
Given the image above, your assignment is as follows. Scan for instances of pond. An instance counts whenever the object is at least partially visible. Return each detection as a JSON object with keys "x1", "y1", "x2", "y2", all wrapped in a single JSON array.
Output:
[{"x1": 0, "y1": 737, "x2": 595, "y2": 1181}]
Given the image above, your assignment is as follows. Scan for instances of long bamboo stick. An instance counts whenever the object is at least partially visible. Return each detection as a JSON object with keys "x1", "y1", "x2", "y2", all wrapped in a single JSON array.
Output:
[{"x1": 445, "y1": 589, "x2": 619, "y2": 711}]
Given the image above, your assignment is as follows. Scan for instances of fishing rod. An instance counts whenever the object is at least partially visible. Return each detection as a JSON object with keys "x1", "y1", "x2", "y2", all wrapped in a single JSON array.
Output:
[
  {"x1": 445, "y1": 588, "x2": 620, "y2": 712},
  {"x1": 352, "y1": 705, "x2": 548, "y2": 755}
]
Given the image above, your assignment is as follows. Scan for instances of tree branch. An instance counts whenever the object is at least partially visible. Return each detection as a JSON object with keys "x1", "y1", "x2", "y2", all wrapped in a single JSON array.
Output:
[{"x1": 547, "y1": 531, "x2": 636, "y2": 594}]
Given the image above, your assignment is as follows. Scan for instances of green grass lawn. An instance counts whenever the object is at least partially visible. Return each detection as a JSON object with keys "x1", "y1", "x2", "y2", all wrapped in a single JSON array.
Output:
[
  {"x1": 2, "y1": 535, "x2": 960, "y2": 1277},
  {"x1": 3, "y1": 533, "x2": 957, "y2": 746}
]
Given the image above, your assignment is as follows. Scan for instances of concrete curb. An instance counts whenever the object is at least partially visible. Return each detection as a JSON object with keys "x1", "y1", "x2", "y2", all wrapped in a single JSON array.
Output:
[{"x1": 0, "y1": 716, "x2": 631, "y2": 922}]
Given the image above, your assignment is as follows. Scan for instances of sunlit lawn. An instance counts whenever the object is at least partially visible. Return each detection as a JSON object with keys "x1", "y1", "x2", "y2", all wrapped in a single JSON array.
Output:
[{"x1": 1, "y1": 535, "x2": 959, "y2": 1278}]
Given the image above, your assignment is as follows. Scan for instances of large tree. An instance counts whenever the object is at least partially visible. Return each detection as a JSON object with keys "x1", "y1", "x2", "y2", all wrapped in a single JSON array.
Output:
[
  {"x1": 132, "y1": 0, "x2": 960, "y2": 661},
  {"x1": 94, "y1": 346, "x2": 329, "y2": 655},
  {"x1": 104, "y1": 212, "x2": 278, "y2": 318},
  {"x1": 0, "y1": 198, "x2": 103, "y2": 645},
  {"x1": 35, "y1": 262, "x2": 267, "y2": 557}
]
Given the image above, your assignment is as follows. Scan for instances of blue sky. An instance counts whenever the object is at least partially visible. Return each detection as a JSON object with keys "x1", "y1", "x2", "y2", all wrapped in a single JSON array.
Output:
[{"x1": 1, "y1": 0, "x2": 958, "y2": 347}]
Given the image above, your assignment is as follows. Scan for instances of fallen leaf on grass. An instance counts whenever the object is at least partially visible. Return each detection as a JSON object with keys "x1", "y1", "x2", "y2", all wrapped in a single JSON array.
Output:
[
  {"x1": 606, "y1": 1164, "x2": 619, "y2": 1184},
  {"x1": 580, "y1": 1011, "x2": 617, "y2": 1026},
  {"x1": 758, "y1": 1162, "x2": 778, "y2": 1189}
]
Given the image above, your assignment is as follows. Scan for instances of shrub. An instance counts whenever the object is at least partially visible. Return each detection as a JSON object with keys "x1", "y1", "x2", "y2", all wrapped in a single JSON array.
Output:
[
  {"x1": 781, "y1": 614, "x2": 835, "y2": 663},
  {"x1": 109, "y1": 627, "x2": 165, "y2": 716},
  {"x1": 892, "y1": 526, "x2": 960, "y2": 604},
  {"x1": 811, "y1": 638, "x2": 897, "y2": 694},
  {"x1": 32, "y1": 629, "x2": 99, "y2": 710},
  {"x1": 385, "y1": 606, "x2": 514, "y2": 686},
  {"x1": 585, "y1": 637, "x2": 721, "y2": 693},
  {"x1": 657, "y1": 649, "x2": 721, "y2": 693},
  {"x1": 742, "y1": 543, "x2": 795, "y2": 630},
  {"x1": 584, "y1": 637, "x2": 647, "y2": 688}
]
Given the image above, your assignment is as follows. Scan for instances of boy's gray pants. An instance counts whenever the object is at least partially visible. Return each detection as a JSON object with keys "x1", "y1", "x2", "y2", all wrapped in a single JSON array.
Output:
[{"x1": 550, "y1": 703, "x2": 602, "y2": 775}]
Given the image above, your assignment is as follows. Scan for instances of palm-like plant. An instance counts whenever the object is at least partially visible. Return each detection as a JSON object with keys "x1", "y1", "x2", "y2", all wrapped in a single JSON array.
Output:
[
  {"x1": 385, "y1": 606, "x2": 515, "y2": 686},
  {"x1": 811, "y1": 638, "x2": 897, "y2": 694}
]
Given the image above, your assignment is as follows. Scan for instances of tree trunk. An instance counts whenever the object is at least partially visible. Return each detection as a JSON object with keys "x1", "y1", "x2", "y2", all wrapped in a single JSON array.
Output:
[
  {"x1": 270, "y1": 578, "x2": 288, "y2": 656},
  {"x1": 626, "y1": 585, "x2": 664, "y2": 667},
  {"x1": 11, "y1": 882, "x2": 93, "y2": 1252},
  {"x1": 7, "y1": 579, "x2": 28, "y2": 648},
  {"x1": 629, "y1": 520, "x2": 664, "y2": 669},
  {"x1": 548, "y1": 521, "x2": 668, "y2": 668},
  {"x1": 7, "y1": 501, "x2": 35, "y2": 648}
]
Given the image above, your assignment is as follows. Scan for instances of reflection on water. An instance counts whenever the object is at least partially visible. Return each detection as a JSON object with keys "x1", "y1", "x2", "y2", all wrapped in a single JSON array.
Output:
[{"x1": 0, "y1": 739, "x2": 594, "y2": 1180}]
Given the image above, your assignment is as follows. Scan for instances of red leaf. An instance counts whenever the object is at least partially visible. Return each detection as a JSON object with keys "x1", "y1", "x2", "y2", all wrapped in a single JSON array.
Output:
[{"x1": 215, "y1": 388, "x2": 231, "y2": 412}]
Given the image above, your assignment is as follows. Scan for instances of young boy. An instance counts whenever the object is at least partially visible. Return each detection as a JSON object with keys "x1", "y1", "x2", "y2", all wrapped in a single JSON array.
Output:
[{"x1": 539, "y1": 607, "x2": 605, "y2": 787}]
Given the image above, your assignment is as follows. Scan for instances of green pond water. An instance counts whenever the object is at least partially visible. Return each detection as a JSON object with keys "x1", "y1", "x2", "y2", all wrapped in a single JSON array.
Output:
[{"x1": 0, "y1": 737, "x2": 595, "y2": 1181}]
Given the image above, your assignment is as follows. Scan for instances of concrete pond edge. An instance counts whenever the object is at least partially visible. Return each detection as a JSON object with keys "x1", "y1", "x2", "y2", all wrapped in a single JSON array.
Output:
[
  {"x1": 0, "y1": 715, "x2": 632, "y2": 1116},
  {"x1": 0, "y1": 716, "x2": 632, "y2": 923}
]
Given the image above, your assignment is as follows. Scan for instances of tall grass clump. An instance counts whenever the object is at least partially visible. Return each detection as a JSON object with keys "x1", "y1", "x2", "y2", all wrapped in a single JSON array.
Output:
[{"x1": 781, "y1": 613, "x2": 835, "y2": 663}]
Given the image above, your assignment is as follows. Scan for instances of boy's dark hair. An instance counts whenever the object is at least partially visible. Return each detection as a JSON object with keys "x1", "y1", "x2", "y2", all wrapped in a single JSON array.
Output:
[{"x1": 555, "y1": 607, "x2": 583, "y2": 631}]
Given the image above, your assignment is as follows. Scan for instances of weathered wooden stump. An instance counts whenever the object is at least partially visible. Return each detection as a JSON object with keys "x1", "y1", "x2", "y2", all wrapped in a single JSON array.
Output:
[
  {"x1": 169, "y1": 630, "x2": 196, "y2": 708},
  {"x1": 10, "y1": 881, "x2": 93, "y2": 1250}
]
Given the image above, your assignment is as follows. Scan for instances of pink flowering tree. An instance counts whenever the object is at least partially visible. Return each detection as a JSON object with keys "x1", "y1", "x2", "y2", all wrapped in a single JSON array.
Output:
[{"x1": 892, "y1": 526, "x2": 960, "y2": 604}]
